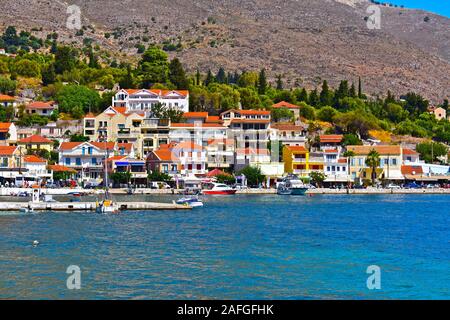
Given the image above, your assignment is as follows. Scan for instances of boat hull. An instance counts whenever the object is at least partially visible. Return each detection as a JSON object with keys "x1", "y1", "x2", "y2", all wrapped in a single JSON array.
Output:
[
  {"x1": 203, "y1": 190, "x2": 237, "y2": 195},
  {"x1": 291, "y1": 188, "x2": 309, "y2": 195}
]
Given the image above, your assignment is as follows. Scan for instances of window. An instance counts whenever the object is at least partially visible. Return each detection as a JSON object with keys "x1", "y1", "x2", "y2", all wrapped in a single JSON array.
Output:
[
  {"x1": 88, "y1": 147, "x2": 93, "y2": 155},
  {"x1": 65, "y1": 158, "x2": 71, "y2": 166},
  {"x1": 162, "y1": 164, "x2": 169, "y2": 173},
  {"x1": 92, "y1": 158, "x2": 97, "y2": 165},
  {"x1": 392, "y1": 159, "x2": 397, "y2": 165},
  {"x1": 171, "y1": 164, "x2": 177, "y2": 172},
  {"x1": 76, "y1": 158, "x2": 81, "y2": 166}
]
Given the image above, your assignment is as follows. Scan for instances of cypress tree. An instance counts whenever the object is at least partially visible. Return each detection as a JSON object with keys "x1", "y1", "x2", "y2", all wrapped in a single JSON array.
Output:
[
  {"x1": 319, "y1": 80, "x2": 332, "y2": 106},
  {"x1": 309, "y1": 89, "x2": 319, "y2": 107},
  {"x1": 168, "y1": 58, "x2": 189, "y2": 89},
  {"x1": 204, "y1": 69, "x2": 214, "y2": 86},
  {"x1": 276, "y1": 74, "x2": 283, "y2": 90},
  {"x1": 258, "y1": 68, "x2": 268, "y2": 95},
  {"x1": 358, "y1": 76, "x2": 363, "y2": 98},
  {"x1": 216, "y1": 67, "x2": 226, "y2": 84}
]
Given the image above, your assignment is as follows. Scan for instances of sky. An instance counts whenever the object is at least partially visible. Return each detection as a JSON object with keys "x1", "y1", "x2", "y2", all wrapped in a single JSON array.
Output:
[{"x1": 386, "y1": 0, "x2": 450, "y2": 18}]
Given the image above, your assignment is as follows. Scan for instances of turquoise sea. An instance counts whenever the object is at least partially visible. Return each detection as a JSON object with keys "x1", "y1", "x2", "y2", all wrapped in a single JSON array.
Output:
[{"x1": 0, "y1": 194, "x2": 449, "y2": 299}]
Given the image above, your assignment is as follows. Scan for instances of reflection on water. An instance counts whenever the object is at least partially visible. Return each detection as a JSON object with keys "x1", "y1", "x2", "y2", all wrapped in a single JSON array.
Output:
[{"x1": 0, "y1": 194, "x2": 449, "y2": 299}]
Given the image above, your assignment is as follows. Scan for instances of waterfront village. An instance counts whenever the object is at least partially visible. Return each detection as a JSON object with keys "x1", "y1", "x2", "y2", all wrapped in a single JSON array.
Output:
[{"x1": 0, "y1": 89, "x2": 450, "y2": 192}]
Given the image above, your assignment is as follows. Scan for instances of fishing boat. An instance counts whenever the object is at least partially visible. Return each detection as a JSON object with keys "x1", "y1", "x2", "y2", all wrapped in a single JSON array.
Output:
[
  {"x1": 176, "y1": 196, "x2": 204, "y2": 208},
  {"x1": 277, "y1": 175, "x2": 310, "y2": 196},
  {"x1": 202, "y1": 183, "x2": 237, "y2": 195}
]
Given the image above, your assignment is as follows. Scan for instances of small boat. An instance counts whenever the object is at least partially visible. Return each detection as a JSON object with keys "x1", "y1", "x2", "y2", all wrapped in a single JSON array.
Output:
[
  {"x1": 68, "y1": 192, "x2": 83, "y2": 197},
  {"x1": 20, "y1": 207, "x2": 34, "y2": 213},
  {"x1": 96, "y1": 199, "x2": 120, "y2": 214},
  {"x1": 176, "y1": 196, "x2": 204, "y2": 208},
  {"x1": 277, "y1": 175, "x2": 310, "y2": 196},
  {"x1": 17, "y1": 192, "x2": 30, "y2": 198},
  {"x1": 202, "y1": 183, "x2": 237, "y2": 195}
]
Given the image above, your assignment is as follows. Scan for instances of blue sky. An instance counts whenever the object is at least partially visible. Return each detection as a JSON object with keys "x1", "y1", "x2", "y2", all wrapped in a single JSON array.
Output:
[{"x1": 386, "y1": 0, "x2": 450, "y2": 18}]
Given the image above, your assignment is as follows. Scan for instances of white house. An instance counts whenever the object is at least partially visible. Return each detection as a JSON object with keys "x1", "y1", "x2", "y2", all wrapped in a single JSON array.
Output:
[
  {"x1": 112, "y1": 89, "x2": 189, "y2": 114},
  {"x1": 59, "y1": 141, "x2": 116, "y2": 182},
  {"x1": 23, "y1": 155, "x2": 52, "y2": 183}
]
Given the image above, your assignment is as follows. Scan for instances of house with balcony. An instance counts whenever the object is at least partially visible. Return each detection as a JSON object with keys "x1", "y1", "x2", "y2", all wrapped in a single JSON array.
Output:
[
  {"x1": 206, "y1": 138, "x2": 235, "y2": 170},
  {"x1": 169, "y1": 122, "x2": 228, "y2": 148},
  {"x1": 22, "y1": 155, "x2": 52, "y2": 183},
  {"x1": 58, "y1": 141, "x2": 116, "y2": 183},
  {"x1": 17, "y1": 135, "x2": 54, "y2": 152},
  {"x1": 221, "y1": 109, "x2": 271, "y2": 154},
  {"x1": 140, "y1": 118, "x2": 171, "y2": 157},
  {"x1": 235, "y1": 147, "x2": 271, "y2": 172},
  {"x1": 402, "y1": 148, "x2": 421, "y2": 164},
  {"x1": 272, "y1": 101, "x2": 302, "y2": 119},
  {"x1": 112, "y1": 89, "x2": 189, "y2": 114},
  {"x1": 83, "y1": 106, "x2": 144, "y2": 155},
  {"x1": 0, "y1": 94, "x2": 16, "y2": 108},
  {"x1": 0, "y1": 122, "x2": 17, "y2": 145},
  {"x1": 38, "y1": 122, "x2": 63, "y2": 139},
  {"x1": 283, "y1": 145, "x2": 325, "y2": 178},
  {"x1": 346, "y1": 145, "x2": 403, "y2": 184},
  {"x1": 270, "y1": 123, "x2": 307, "y2": 147},
  {"x1": 147, "y1": 141, "x2": 207, "y2": 177},
  {"x1": 0, "y1": 146, "x2": 22, "y2": 182},
  {"x1": 322, "y1": 149, "x2": 350, "y2": 185},
  {"x1": 25, "y1": 101, "x2": 58, "y2": 117},
  {"x1": 319, "y1": 135, "x2": 344, "y2": 151},
  {"x1": 106, "y1": 155, "x2": 147, "y2": 186}
]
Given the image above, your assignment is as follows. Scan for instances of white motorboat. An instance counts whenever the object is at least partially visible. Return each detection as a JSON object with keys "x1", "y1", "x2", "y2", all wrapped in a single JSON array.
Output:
[{"x1": 176, "y1": 196, "x2": 204, "y2": 208}]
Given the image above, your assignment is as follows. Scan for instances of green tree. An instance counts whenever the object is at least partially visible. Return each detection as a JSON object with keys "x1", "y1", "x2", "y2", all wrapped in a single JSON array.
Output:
[
  {"x1": 239, "y1": 166, "x2": 265, "y2": 187},
  {"x1": 317, "y1": 106, "x2": 338, "y2": 122},
  {"x1": 56, "y1": 85, "x2": 101, "y2": 117},
  {"x1": 310, "y1": 171, "x2": 326, "y2": 187},
  {"x1": 41, "y1": 63, "x2": 56, "y2": 86},
  {"x1": 14, "y1": 59, "x2": 41, "y2": 77},
  {"x1": 69, "y1": 134, "x2": 90, "y2": 142},
  {"x1": 342, "y1": 133, "x2": 362, "y2": 146},
  {"x1": 215, "y1": 174, "x2": 235, "y2": 185},
  {"x1": 168, "y1": 58, "x2": 189, "y2": 89},
  {"x1": 148, "y1": 171, "x2": 172, "y2": 183},
  {"x1": 276, "y1": 74, "x2": 283, "y2": 90},
  {"x1": 416, "y1": 142, "x2": 448, "y2": 164},
  {"x1": 215, "y1": 67, "x2": 226, "y2": 84},
  {"x1": 238, "y1": 87, "x2": 261, "y2": 109},
  {"x1": 0, "y1": 76, "x2": 16, "y2": 94},
  {"x1": 139, "y1": 46, "x2": 169, "y2": 87},
  {"x1": 54, "y1": 46, "x2": 78, "y2": 74},
  {"x1": 271, "y1": 108, "x2": 294, "y2": 122},
  {"x1": 110, "y1": 172, "x2": 131, "y2": 186},
  {"x1": 365, "y1": 149, "x2": 380, "y2": 186},
  {"x1": 319, "y1": 80, "x2": 333, "y2": 106},
  {"x1": 258, "y1": 68, "x2": 268, "y2": 95}
]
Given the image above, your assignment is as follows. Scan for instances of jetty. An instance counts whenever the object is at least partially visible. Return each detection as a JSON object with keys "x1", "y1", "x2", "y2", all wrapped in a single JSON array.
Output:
[{"x1": 0, "y1": 201, "x2": 191, "y2": 212}]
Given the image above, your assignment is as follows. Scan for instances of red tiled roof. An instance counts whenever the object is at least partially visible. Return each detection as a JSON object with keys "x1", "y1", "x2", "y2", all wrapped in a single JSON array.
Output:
[
  {"x1": 230, "y1": 119, "x2": 271, "y2": 124},
  {"x1": 170, "y1": 123, "x2": 225, "y2": 128},
  {"x1": 346, "y1": 145, "x2": 402, "y2": 155},
  {"x1": 401, "y1": 165, "x2": 424, "y2": 175},
  {"x1": 402, "y1": 148, "x2": 419, "y2": 156},
  {"x1": 207, "y1": 139, "x2": 234, "y2": 146},
  {"x1": 23, "y1": 155, "x2": 47, "y2": 163},
  {"x1": 153, "y1": 149, "x2": 179, "y2": 162},
  {"x1": 183, "y1": 112, "x2": 208, "y2": 118},
  {"x1": 0, "y1": 146, "x2": 17, "y2": 156},
  {"x1": 59, "y1": 142, "x2": 82, "y2": 151},
  {"x1": 205, "y1": 116, "x2": 221, "y2": 123},
  {"x1": 26, "y1": 101, "x2": 56, "y2": 109},
  {"x1": 91, "y1": 142, "x2": 116, "y2": 151},
  {"x1": 324, "y1": 149, "x2": 339, "y2": 153},
  {"x1": 106, "y1": 155, "x2": 127, "y2": 163},
  {"x1": 118, "y1": 143, "x2": 133, "y2": 153},
  {"x1": 272, "y1": 101, "x2": 300, "y2": 109},
  {"x1": 123, "y1": 89, "x2": 189, "y2": 98},
  {"x1": 0, "y1": 122, "x2": 12, "y2": 133},
  {"x1": 285, "y1": 146, "x2": 307, "y2": 153},
  {"x1": 207, "y1": 169, "x2": 231, "y2": 177},
  {"x1": 48, "y1": 164, "x2": 77, "y2": 173},
  {"x1": 173, "y1": 141, "x2": 203, "y2": 151},
  {"x1": 18, "y1": 135, "x2": 53, "y2": 144},
  {"x1": 0, "y1": 94, "x2": 15, "y2": 101},
  {"x1": 320, "y1": 135, "x2": 344, "y2": 143}
]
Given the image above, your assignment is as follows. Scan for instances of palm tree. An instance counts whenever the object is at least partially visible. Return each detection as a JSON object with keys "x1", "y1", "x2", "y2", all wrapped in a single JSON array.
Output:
[{"x1": 365, "y1": 149, "x2": 380, "y2": 186}]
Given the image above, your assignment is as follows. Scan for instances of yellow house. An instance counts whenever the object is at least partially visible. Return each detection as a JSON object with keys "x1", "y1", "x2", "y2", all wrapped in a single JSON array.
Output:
[
  {"x1": 17, "y1": 135, "x2": 54, "y2": 152},
  {"x1": 83, "y1": 106, "x2": 145, "y2": 157},
  {"x1": 346, "y1": 145, "x2": 403, "y2": 183},
  {"x1": 283, "y1": 145, "x2": 325, "y2": 177}
]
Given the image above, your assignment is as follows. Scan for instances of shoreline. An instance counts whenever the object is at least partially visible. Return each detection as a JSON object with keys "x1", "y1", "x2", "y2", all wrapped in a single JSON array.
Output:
[{"x1": 2, "y1": 187, "x2": 450, "y2": 196}]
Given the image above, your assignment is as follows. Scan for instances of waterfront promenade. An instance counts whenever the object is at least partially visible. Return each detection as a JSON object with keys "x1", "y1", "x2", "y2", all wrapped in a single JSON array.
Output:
[{"x1": 1, "y1": 187, "x2": 450, "y2": 197}]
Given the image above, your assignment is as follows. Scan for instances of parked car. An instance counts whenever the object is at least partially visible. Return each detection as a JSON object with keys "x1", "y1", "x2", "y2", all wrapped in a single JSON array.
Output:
[
  {"x1": 386, "y1": 184, "x2": 401, "y2": 189},
  {"x1": 404, "y1": 182, "x2": 421, "y2": 189}
]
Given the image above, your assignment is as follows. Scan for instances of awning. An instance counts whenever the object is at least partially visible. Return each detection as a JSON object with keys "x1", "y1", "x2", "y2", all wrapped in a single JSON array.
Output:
[{"x1": 404, "y1": 175, "x2": 439, "y2": 182}]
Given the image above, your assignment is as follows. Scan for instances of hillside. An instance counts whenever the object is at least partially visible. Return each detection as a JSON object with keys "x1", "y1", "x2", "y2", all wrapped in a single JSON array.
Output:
[{"x1": 0, "y1": 0, "x2": 449, "y2": 102}]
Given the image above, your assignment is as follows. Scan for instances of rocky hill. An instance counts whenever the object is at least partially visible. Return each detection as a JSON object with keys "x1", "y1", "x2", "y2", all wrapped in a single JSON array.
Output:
[{"x1": 0, "y1": 0, "x2": 449, "y2": 102}]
